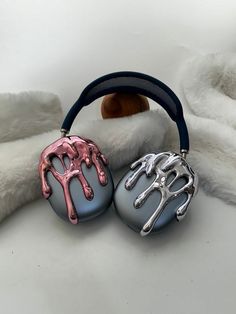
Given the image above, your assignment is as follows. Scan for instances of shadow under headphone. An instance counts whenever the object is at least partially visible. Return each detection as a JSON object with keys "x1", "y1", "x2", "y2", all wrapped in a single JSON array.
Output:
[{"x1": 39, "y1": 71, "x2": 198, "y2": 236}]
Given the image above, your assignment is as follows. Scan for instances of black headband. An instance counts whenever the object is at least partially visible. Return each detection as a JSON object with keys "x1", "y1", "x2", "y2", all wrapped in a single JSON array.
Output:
[{"x1": 61, "y1": 71, "x2": 189, "y2": 151}]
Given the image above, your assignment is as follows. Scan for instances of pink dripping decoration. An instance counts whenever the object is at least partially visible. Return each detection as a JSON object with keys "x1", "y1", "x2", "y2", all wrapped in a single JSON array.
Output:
[{"x1": 38, "y1": 135, "x2": 108, "y2": 224}]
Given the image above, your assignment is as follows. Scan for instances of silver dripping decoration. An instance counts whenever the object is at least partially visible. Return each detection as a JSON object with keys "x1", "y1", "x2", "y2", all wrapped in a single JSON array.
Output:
[{"x1": 125, "y1": 152, "x2": 198, "y2": 236}]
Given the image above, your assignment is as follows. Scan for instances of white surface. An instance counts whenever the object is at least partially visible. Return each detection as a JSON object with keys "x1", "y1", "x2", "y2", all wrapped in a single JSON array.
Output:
[
  {"x1": 0, "y1": 185, "x2": 236, "y2": 314},
  {"x1": 0, "y1": 1, "x2": 236, "y2": 313}
]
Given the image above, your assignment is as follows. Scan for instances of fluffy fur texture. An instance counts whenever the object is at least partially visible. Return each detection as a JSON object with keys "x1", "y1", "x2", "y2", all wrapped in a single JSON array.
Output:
[
  {"x1": 72, "y1": 110, "x2": 168, "y2": 170},
  {"x1": 166, "y1": 113, "x2": 236, "y2": 205},
  {"x1": 181, "y1": 53, "x2": 236, "y2": 128},
  {"x1": 0, "y1": 91, "x2": 63, "y2": 142},
  {"x1": 179, "y1": 53, "x2": 236, "y2": 204},
  {"x1": 0, "y1": 130, "x2": 59, "y2": 221}
]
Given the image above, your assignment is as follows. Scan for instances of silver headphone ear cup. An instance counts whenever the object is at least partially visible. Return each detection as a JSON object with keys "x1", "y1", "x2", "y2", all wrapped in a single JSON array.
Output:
[
  {"x1": 39, "y1": 136, "x2": 114, "y2": 224},
  {"x1": 114, "y1": 151, "x2": 198, "y2": 236}
]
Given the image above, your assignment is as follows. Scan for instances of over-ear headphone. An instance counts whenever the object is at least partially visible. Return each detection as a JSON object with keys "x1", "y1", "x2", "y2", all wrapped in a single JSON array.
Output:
[{"x1": 38, "y1": 71, "x2": 198, "y2": 236}]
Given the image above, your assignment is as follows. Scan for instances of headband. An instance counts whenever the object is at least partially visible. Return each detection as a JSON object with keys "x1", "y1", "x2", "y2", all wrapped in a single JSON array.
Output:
[{"x1": 61, "y1": 71, "x2": 189, "y2": 152}]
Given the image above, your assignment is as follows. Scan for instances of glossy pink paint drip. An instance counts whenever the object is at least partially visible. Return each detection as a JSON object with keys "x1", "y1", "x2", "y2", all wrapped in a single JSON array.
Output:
[{"x1": 38, "y1": 136, "x2": 108, "y2": 224}]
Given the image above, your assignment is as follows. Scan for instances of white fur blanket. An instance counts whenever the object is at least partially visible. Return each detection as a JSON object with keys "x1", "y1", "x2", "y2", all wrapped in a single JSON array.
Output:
[
  {"x1": 0, "y1": 91, "x2": 62, "y2": 142},
  {"x1": 178, "y1": 53, "x2": 236, "y2": 205},
  {"x1": 0, "y1": 53, "x2": 235, "y2": 222},
  {"x1": 181, "y1": 53, "x2": 236, "y2": 128}
]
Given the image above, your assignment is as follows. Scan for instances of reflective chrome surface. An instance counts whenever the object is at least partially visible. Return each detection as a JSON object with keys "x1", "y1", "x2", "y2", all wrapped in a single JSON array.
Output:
[
  {"x1": 115, "y1": 151, "x2": 198, "y2": 236},
  {"x1": 39, "y1": 135, "x2": 112, "y2": 224}
]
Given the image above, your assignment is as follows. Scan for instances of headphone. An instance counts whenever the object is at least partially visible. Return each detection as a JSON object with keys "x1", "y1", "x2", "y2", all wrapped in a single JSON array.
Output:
[{"x1": 39, "y1": 71, "x2": 198, "y2": 236}]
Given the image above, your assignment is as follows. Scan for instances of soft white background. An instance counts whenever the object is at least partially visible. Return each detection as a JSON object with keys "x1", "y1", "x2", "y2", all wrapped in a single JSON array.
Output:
[{"x1": 0, "y1": 1, "x2": 236, "y2": 314}]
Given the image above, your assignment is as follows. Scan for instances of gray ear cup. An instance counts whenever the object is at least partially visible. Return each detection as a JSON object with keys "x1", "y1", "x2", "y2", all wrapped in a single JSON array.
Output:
[
  {"x1": 114, "y1": 152, "x2": 198, "y2": 236},
  {"x1": 47, "y1": 158, "x2": 114, "y2": 222},
  {"x1": 39, "y1": 135, "x2": 114, "y2": 224}
]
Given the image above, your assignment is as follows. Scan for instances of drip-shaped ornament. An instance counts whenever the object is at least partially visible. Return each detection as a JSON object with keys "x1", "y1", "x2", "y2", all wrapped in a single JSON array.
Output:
[
  {"x1": 39, "y1": 134, "x2": 114, "y2": 224},
  {"x1": 114, "y1": 151, "x2": 198, "y2": 236}
]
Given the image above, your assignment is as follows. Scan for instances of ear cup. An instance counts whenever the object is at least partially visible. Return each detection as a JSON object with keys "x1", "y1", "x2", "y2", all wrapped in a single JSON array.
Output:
[
  {"x1": 39, "y1": 136, "x2": 114, "y2": 224},
  {"x1": 114, "y1": 152, "x2": 198, "y2": 236},
  {"x1": 47, "y1": 159, "x2": 114, "y2": 222}
]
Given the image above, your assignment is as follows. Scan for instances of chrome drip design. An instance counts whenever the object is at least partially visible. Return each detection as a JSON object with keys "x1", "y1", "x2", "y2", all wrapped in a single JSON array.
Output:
[
  {"x1": 38, "y1": 135, "x2": 108, "y2": 224},
  {"x1": 125, "y1": 152, "x2": 198, "y2": 236}
]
